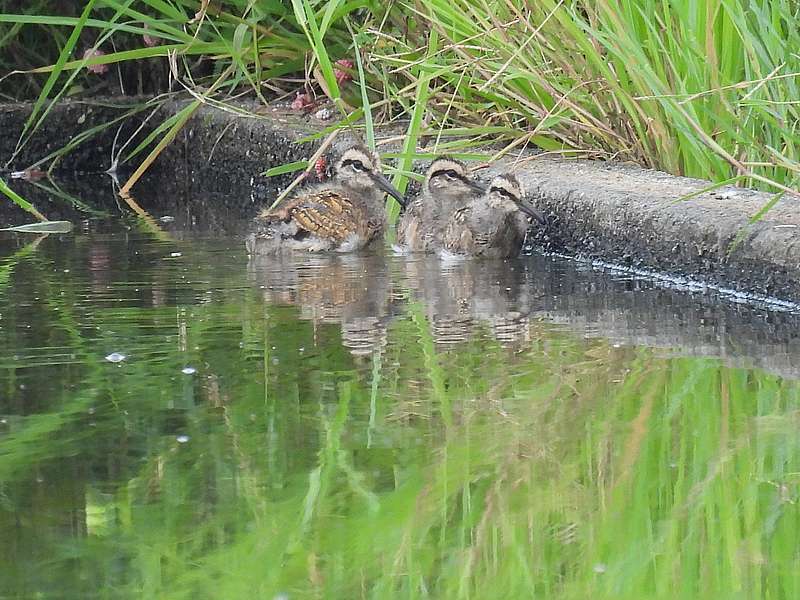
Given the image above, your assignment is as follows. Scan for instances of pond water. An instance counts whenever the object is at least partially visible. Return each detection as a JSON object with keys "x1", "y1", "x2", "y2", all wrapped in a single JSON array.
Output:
[{"x1": 1, "y1": 222, "x2": 799, "y2": 599}]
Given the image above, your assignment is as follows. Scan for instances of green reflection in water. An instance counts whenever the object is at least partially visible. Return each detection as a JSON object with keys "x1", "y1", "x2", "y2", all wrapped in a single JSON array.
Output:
[{"x1": 0, "y1": 233, "x2": 798, "y2": 600}]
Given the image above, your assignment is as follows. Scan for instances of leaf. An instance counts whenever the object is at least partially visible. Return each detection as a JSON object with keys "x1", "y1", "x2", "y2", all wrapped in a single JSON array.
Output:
[
  {"x1": 0, "y1": 221, "x2": 73, "y2": 233},
  {"x1": 389, "y1": 28, "x2": 439, "y2": 223},
  {"x1": 232, "y1": 23, "x2": 249, "y2": 56},
  {"x1": 13, "y1": 0, "x2": 98, "y2": 159},
  {"x1": 263, "y1": 160, "x2": 309, "y2": 177},
  {"x1": 0, "y1": 178, "x2": 46, "y2": 221},
  {"x1": 352, "y1": 34, "x2": 374, "y2": 150},
  {"x1": 119, "y1": 100, "x2": 202, "y2": 195}
]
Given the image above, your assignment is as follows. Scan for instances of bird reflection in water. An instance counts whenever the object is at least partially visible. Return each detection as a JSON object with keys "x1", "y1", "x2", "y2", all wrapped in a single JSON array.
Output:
[
  {"x1": 248, "y1": 251, "x2": 538, "y2": 359},
  {"x1": 248, "y1": 252, "x2": 395, "y2": 358},
  {"x1": 400, "y1": 256, "x2": 535, "y2": 351}
]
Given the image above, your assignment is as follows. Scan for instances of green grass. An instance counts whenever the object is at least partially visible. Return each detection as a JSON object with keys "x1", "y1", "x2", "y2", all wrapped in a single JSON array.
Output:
[
  {"x1": 1, "y1": 1, "x2": 799, "y2": 215},
  {"x1": 0, "y1": 177, "x2": 46, "y2": 220}
]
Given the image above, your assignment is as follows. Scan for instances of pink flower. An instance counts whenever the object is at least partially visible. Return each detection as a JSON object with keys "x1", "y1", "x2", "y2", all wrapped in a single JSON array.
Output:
[
  {"x1": 143, "y1": 24, "x2": 158, "y2": 48},
  {"x1": 334, "y1": 59, "x2": 354, "y2": 85},
  {"x1": 291, "y1": 92, "x2": 314, "y2": 111},
  {"x1": 83, "y1": 48, "x2": 109, "y2": 75},
  {"x1": 314, "y1": 156, "x2": 328, "y2": 181}
]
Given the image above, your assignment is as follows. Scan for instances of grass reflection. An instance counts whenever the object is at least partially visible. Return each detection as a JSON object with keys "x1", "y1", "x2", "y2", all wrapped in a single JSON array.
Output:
[{"x1": 0, "y1": 237, "x2": 798, "y2": 599}]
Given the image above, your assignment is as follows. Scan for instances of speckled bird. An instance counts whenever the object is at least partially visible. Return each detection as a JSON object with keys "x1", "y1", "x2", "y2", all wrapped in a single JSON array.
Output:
[
  {"x1": 395, "y1": 157, "x2": 485, "y2": 253},
  {"x1": 246, "y1": 145, "x2": 405, "y2": 254},
  {"x1": 441, "y1": 173, "x2": 544, "y2": 259}
]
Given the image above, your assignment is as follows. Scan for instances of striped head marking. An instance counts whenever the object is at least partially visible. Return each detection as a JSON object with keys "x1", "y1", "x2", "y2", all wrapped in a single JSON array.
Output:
[
  {"x1": 425, "y1": 157, "x2": 486, "y2": 198},
  {"x1": 335, "y1": 144, "x2": 405, "y2": 206},
  {"x1": 336, "y1": 144, "x2": 380, "y2": 175},
  {"x1": 488, "y1": 173, "x2": 544, "y2": 223},
  {"x1": 487, "y1": 173, "x2": 523, "y2": 209}
]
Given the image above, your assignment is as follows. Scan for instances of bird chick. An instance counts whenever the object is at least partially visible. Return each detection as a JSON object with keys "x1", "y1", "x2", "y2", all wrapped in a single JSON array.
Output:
[
  {"x1": 441, "y1": 173, "x2": 544, "y2": 259},
  {"x1": 395, "y1": 157, "x2": 485, "y2": 253},
  {"x1": 246, "y1": 145, "x2": 405, "y2": 254}
]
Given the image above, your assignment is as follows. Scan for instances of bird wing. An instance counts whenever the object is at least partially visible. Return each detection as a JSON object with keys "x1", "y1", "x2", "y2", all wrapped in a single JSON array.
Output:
[
  {"x1": 396, "y1": 210, "x2": 420, "y2": 248},
  {"x1": 443, "y1": 207, "x2": 475, "y2": 253},
  {"x1": 269, "y1": 190, "x2": 364, "y2": 243}
]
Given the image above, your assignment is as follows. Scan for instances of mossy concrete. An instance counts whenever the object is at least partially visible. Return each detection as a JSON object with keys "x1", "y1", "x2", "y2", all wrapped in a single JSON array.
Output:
[{"x1": 1, "y1": 99, "x2": 799, "y2": 304}]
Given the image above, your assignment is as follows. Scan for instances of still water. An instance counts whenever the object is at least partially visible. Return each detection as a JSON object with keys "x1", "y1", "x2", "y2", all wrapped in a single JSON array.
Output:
[{"x1": 0, "y1": 225, "x2": 799, "y2": 599}]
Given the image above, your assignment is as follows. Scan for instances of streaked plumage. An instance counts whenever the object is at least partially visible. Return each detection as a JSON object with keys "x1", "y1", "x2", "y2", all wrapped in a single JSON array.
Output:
[
  {"x1": 246, "y1": 145, "x2": 404, "y2": 254},
  {"x1": 441, "y1": 173, "x2": 544, "y2": 259},
  {"x1": 395, "y1": 157, "x2": 485, "y2": 253}
]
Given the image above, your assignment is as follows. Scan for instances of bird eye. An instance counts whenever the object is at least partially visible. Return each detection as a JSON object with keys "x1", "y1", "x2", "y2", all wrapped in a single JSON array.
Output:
[
  {"x1": 351, "y1": 160, "x2": 366, "y2": 172},
  {"x1": 491, "y1": 186, "x2": 517, "y2": 200}
]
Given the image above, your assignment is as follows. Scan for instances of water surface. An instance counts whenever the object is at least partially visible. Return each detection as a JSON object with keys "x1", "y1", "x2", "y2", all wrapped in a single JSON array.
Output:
[{"x1": 1, "y1": 225, "x2": 799, "y2": 599}]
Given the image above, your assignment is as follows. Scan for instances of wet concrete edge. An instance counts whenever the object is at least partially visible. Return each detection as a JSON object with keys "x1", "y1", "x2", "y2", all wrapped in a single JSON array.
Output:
[{"x1": 2, "y1": 99, "x2": 799, "y2": 304}]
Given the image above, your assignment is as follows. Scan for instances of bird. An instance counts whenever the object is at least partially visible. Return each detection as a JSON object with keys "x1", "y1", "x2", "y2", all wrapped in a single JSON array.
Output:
[
  {"x1": 395, "y1": 157, "x2": 485, "y2": 253},
  {"x1": 440, "y1": 173, "x2": 545, "y2": 259},
  {"x1": 246, "y1": 144, "x2": 405, "y2": 254}
]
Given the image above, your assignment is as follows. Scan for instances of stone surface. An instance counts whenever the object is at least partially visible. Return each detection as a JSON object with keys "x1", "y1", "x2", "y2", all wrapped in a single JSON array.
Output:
[
  {"x1": 1, "y1": 99, "x2": 799, "y2": 303},
  {"x1": 487, "y1": 158, "x2": 800, "y2": 302}
]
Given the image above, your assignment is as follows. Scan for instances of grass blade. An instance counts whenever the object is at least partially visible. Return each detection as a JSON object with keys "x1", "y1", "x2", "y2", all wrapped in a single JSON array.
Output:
[
  {"x1": 352, "y1": 32, "x2": 374, "y2": 150},
  {"x1": 388, "y1": 28, "x2": 439, "y2": 224},
  {"x1": 0, "y1": 220, "x2": 72, "y2": 233},
  {"x1": 291, "y1": 0, "x2": 342, "y2": 107},
  {"x1": 0, "y1": 179, "x2": 46, "y2": 221},
  {"x1": 10, "y1": 0, "x2": 97, "y2": 164},
  {"x1": 263, "y1": 160, "x2": 309, "y2": 177},
  {"x1": 119, "y1": 100, "x2": 201, "y2": 196}
]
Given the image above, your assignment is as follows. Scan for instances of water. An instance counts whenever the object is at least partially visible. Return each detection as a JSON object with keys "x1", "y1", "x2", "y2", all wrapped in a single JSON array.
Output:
[{"x1": 1, "y1": 224, "x2": 799, "y2": 599}]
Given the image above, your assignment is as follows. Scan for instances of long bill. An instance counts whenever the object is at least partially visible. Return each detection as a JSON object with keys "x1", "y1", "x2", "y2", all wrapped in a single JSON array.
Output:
[
  {"x1": 466, "y1": 179, "x2": 487, "y2": 194},
  {"x1": 514, "y1": 199, "x2": 546, "y2": 225},
  {"x1": 371, "y1": 172, "x2": 406, "y2": 208}
]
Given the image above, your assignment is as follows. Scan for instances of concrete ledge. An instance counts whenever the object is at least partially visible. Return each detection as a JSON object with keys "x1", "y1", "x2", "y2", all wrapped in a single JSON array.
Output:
[
  {"x1": 2, "y1": 99, "x2": 799, "y2": 304},
  {"x1": 499, "y1": 158, "x2": 800, "y2": 303}
]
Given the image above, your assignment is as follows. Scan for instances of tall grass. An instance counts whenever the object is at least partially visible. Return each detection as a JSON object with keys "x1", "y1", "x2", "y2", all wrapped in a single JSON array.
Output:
[
  {"x1": 1, "y1": 1, "x2": 799, "y2": 206},
  {"x1": 373, "y1": 0, "x2": 800, "y2": 193}
]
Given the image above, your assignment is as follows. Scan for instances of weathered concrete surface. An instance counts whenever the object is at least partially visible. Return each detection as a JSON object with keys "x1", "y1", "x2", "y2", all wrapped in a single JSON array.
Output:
[
  {"x1": 494, "y1": 158, "x2": 800, "y2": 303},
  {"x1": 0, "y1": 99, "x2": 315, "y2": 201},
  {"x1": 1, "y1": 99, "x2": 800, "y2": 303},
  {"x1": 1, "y1": 100, "x2": 150, "y2": 172}
]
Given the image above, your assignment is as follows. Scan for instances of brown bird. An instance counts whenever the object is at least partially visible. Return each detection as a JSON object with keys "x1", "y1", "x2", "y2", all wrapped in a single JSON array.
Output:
[
  {"x1": 246, "y1": 145, "x2": 405, "y2": 254},
  {"x1": 395, "y1": 157, "x2": 485, "y2": 253},
  {"x1": 441, "y1": 173, "x2": 544, "y2": 259}
]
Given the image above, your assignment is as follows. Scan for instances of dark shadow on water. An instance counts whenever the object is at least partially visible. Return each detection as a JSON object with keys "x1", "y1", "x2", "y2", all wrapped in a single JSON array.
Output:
[{"x1": 247, "y1": 249, "x2": 800, "y2": 379}]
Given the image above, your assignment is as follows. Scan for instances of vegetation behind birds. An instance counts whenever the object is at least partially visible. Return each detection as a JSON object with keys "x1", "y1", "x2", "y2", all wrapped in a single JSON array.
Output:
[{"x1": 1, "y1": 1, "x2": 799, "y2": 217}]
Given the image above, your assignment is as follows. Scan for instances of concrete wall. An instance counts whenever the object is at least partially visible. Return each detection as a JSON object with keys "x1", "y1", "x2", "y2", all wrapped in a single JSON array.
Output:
[{"x1": 2, "y1": 99, "x2": 799, "y2": 304}]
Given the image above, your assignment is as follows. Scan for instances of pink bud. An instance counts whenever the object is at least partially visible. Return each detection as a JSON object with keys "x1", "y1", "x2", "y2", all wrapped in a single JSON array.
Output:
[
  {"x1": 334, "y1": 58, "x2": 354, "y2": 85},
  {"x1": 83, "y1": 48, "x2": 109, "y2": 75},
  {"x1": 314, "y1": 156, "x2": 328, "y2": 181},
  {"x1": 291, "y1": 92, "x2": 314, "y2": 111}
]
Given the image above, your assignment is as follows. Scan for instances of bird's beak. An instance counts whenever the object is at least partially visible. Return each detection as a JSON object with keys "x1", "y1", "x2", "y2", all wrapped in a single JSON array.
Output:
[
  {"x1": 371, "y1": 172, "x2": 406, "y2": 208},
  {"x1": 515, "y1": 199, "x2": 546, "y2": 225},
  {"x1": 467, "y1": 179, "x2": 487, "y2": 194}
]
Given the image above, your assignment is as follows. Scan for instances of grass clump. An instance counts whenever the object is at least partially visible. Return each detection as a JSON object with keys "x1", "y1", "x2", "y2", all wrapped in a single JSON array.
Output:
[
  {"x1": 371, "y1": 0, "x2": 800, "y2": 193},
  {"x1": 1, "y1": 0, "x2": 799, "y2": 206}
]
